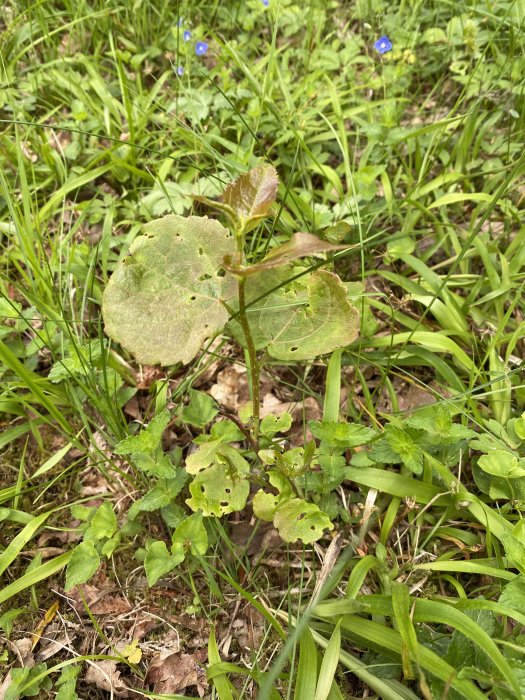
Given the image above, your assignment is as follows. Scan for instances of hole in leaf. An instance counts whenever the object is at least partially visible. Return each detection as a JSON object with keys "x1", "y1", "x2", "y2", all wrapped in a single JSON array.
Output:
[
  {"x1": 290, "y1": 347, "x2": 298, "y2": 352},
  {"x1": 220, "y1": 501, "x2": 228, "y2": 507},
  {"x1": 198, "y1": 247, "x2": 204, "y2": 255},
  {"x1": 199, "y1": 273, "x2": 212, "y2": 281},
  {"x1": 217, "y1": 269, "x2": 226, "y2": 277},
  {"x1": 189, "y1": 295, "x2": 196, "y2": 301},
  {"x1": 224, "y1": 488, "x2": 231, "y2": 494}
]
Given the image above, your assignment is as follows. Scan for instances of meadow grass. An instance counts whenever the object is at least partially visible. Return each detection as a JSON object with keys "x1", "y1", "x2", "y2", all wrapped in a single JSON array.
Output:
[{"x1": 1, "y1": 0, "x2": 525, "y2": 698}]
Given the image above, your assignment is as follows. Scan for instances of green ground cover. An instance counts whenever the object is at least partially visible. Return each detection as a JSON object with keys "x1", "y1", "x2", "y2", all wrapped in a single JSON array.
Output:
[{"x1": 1, "y1": 0, "x2": 525, "y2": 697}]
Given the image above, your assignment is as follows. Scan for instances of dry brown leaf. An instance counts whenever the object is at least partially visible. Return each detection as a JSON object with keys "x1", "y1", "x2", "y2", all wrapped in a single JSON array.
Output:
[
  {"x1": 210, "y1": 365, "x2": 249, "y2": 411},
  {"x1": 132, "y1": 616, "x2": 159, "y2": 641},
  {"x1": 68, "y1": 584, "x2": 132, "y2": 615},
  {"x1": 309, "y1": 532, "x2": 344, "y2": 608},
  {"x1": 234, "y1": 607, "x2": 265, "y2": 654},
  {"x1": 145, "y1": 652, "x2": 208, "y2": 697},
  {"x1": 85, "y1": 660, "x2": 130, "y2": 697},
  {"x1": 135, "y1": 365, "x2": 166, "y2": 390},
  {"x1": 123, "y1": 395, "x2": 142, "y2": 420}
]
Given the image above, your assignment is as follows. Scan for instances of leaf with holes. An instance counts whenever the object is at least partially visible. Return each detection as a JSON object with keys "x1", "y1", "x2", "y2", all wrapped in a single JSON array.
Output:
[
  {"x1": 102, "y1": 215, "x2": 235, "y2": 366},
  {"x1": 273, "y1": 498, "x2": 333, "y2": 544},
  {"x1": 186, "y1": 463, "x2": 249, "y2": 517},
  {"x1": 185, "y1": 444, "x2": 250, "y2": 517},
  {"x1": 253, "y1": 470, "x2": 293, "y2": 521},
  {"x1": 229, "y1": 268, "x2": 359, "y2": 360}
]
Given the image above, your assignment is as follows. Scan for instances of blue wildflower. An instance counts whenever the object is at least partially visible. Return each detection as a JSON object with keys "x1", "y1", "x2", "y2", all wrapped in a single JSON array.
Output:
[
  {"x1": 177, "y1": 66, "x2": 184, "y2": 76},
  {"x1": 374, "y1": 35, "x2": 392, "y2": 55},
  {"x1": 183, "y1": 30, "x2": 191, "y2": 41},
  {"x1": 262, "y1": 0, "x2": 269, "y2": 5},
  {"x1": 195, "y1": 41, "x2": 208, "y2": 56}
]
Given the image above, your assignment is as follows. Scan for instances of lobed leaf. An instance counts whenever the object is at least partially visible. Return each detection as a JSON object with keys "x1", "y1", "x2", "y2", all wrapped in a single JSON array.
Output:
[
  {"x1": 114, "y1": 410, "x2": 170, "y2": 455},
  {"x1": 102, "y1": 215, "x2": 235, "y2": 366},
  {"x1": 186, "y1": 463, "x2": 250, "y2": 517},
  {"x1": 253, "y1": 470, "x2": 293, "y2": 521},
  {"x1": 144, "y1": 540, "x2": 183, "y2": 586},
  {"x1": 310, "y1": 421, "x2": 377, "y2": 448},
  {"x1": 64, "y1": 541, "x2": 100, "y2": 591},
  {"x1": 273, "y1": 498, "x2": 334, "y2": 544}
]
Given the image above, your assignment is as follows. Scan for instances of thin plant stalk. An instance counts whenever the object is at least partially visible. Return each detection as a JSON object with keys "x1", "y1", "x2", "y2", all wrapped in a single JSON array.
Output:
[{"x1": 234, "y1": 222, "x2": 261, "y2": 446}]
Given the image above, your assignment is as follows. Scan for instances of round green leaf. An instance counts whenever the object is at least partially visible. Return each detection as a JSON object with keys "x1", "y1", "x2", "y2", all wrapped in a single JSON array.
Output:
[
  {"x1": 171, "y1": 512, "x2": 208, "y2": 557},
  {"x1": 273, "y1": 498, "x2": 334, "y2": 544},
  {"x1": 230, "y1": 268, "x2": 359, "y2": 361},
  {"x1": 102, "y1": 215, "x2": 235, "y2": 365},
  {"x1": 64, "y1": 541, "x2": 100, "y2": 590},
  {"x1": 478, "y1": 450, "x2": 525, "y2": 478},
  {"x1": 186, "y1": 464, "x2": 249, "y2": 517},
  {"x1": 253, "y1": 490, "x2": 280, "y2": 521}
]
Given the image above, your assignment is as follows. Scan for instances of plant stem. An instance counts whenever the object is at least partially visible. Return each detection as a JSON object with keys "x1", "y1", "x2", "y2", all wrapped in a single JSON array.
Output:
[{"x1": 237, "y1": 276, "x2": 260, "y2": 447}]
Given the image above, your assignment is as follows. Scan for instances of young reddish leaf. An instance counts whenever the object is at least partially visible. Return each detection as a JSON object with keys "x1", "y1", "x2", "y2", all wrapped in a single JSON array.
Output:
[
  {"x1": 224, "y1": 232, "x2": 355, "y2": 276},
  {"x1": 221, "y1": 164, "x2": 279, "y2": 229}
]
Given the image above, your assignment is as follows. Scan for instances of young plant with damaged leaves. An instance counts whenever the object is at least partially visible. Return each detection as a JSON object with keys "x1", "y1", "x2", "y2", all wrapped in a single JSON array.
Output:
[{"x1": 93, "y1": 164, "x2": 366, "y2": 584}]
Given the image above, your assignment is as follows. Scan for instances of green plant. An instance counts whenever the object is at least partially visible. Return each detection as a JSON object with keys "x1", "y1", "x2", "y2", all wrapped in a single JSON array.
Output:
[{"x1": 95, "y1": 164, "x2": 364, "y2": 583}]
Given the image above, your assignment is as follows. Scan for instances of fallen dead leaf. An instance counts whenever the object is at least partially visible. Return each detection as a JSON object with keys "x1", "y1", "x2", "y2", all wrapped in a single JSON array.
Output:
[
  {"x1": 135, "y1": 365, "x2": 166, "y2": 390},
  {"x1": 145, "y1": 652, "x2": 208, "y2": 697},
  {"x1": 210, "y1": 365, "x2": 249, "y2": 411},
  {"x1": 234, "y1": 607, "x2": 265, "y2": 655},
  {"x1": 85, "y1": 660, "x2": 130, "y2": 697},
  {"x1": 68, "y1": 584, "x2": 132, "y2": 615}
]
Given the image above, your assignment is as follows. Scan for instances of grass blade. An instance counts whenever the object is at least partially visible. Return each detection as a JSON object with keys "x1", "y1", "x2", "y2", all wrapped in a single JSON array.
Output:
[{"x1": 314, "y1": 619, "x2": 340, "y2": 700}]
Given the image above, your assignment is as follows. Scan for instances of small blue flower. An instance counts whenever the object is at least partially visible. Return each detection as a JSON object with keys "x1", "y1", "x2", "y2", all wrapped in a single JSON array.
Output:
[
  {"x1": 374, "y1": 35, "x2": 392, "y2": 55},
  {"x1": 195, "y1": 41, "x2": 208, "y2": 56},
  {"x1": 177, "y1": 66, "x2": 184, "y2": 76},
  {"x1": 183, "y1": 30, "x2": 191, "y2": 42},
  {"x1": 262, "y1": 0, "x2": 269, "y2": 5}
]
